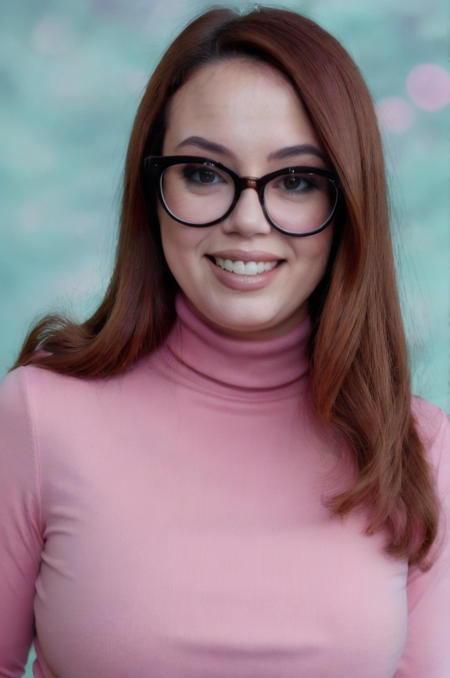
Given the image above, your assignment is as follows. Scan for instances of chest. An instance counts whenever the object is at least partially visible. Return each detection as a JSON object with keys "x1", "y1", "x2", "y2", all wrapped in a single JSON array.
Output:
[{"x1": 34, "y1": 383, "x2": 408, "y2": 678}]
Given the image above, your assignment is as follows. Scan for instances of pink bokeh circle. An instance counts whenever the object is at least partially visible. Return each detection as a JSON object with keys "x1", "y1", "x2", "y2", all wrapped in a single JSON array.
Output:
[
  {"x1": 406, "y1": 64, "x2": 450, "y2": 111},
  {"x1": 376, "y1": 97, "x2": 415, "y2": 133}
]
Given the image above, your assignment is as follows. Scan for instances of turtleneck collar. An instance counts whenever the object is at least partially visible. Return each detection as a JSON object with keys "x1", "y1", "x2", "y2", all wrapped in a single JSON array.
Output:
[{"x1": 161, "y1": 294, "x2": 310, "y2": 390}]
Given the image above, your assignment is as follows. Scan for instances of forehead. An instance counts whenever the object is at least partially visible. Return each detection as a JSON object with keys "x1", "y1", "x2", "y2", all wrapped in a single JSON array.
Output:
[
  {"x1": 163, "y1": 58, "x2": 322, "y2": 162},
  {"x1": 167, "y1": 58, "x2": 300, "y2": 118}
]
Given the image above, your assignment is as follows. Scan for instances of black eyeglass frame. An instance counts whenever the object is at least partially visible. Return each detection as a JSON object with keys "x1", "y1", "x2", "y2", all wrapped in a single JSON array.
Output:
[{"x1": 144, "y1": 155, "x2": 341, "y2": 237}]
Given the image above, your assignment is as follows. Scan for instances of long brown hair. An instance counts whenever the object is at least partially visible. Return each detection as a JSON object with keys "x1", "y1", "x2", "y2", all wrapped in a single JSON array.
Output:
[{"x1": 14, "y1": 7, "x2": 438, "y2": 567}]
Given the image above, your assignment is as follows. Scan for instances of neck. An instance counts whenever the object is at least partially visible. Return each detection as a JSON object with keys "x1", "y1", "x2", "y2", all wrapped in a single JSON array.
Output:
[{"x1": 162, "y1": 293, "x2": 311, "y2": 391}]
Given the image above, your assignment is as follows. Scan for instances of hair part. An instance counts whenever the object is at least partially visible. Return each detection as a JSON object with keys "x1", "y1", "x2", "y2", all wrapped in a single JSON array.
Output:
[{"x1": 14, "y1": 6, "x2": 439, "y2": 567}]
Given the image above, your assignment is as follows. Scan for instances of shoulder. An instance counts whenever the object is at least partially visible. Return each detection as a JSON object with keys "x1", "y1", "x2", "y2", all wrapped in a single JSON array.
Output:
[
  {"x1": 0, "y1": 359, "x2": 148, "y2": 402},
  {"x1": 0, "y1": 356, "x2": 167, "y2": 442},
  {"x1": 0, "y1": 364, "x2": 89, "y2": 414},
  {"x1": 411, "y1": 396, "x2": 450, "y2": 465},
  {"x1": 412, "y1": 397, "x2": 450, "y2": 544},
  {"x1": 0, "y1": 366, "x2": 120, "y2": 447},
  {"x1": 0, "y1": 366, "x2": 48, "y2": 425}
]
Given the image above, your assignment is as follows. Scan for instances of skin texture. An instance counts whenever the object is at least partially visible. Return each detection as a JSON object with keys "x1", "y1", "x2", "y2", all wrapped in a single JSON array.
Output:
[{"x1": 159, "y1": 59, "x2": 334, "y2": 340}]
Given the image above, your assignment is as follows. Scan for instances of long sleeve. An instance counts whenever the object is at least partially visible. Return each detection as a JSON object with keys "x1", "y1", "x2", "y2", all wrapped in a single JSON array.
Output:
[
  {"x1": 394, "y1": 402, "x2": 450, "y2": 677},
  {"x1": 0, "y1": 369, "x2": 43, "y2": 678},
  {"x1": 0, "y1": 303, "x2": 449, "y2": 678}
]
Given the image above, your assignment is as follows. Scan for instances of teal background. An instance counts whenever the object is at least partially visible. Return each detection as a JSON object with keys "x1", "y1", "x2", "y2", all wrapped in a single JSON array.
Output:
[{"x1": 0, "y1": 1, "x2": 448, "y2": 673}]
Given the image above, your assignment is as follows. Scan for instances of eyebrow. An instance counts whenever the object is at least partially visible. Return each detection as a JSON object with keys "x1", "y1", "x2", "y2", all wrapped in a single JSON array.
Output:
[
  {"x1": 175, "y1": 136, "x2": 326, "y2": 164},
  {"x1": 174, "y1": 136, "x2": 234, "y2": 158},
  {"x1": 268, "y1": 144, "x2": 326, "y2": 163}
]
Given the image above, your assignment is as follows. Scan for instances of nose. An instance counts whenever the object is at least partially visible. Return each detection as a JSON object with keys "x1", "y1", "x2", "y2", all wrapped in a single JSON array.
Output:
[{"x1": 221, "y1": 184, "x2": 272, "y2": 236}]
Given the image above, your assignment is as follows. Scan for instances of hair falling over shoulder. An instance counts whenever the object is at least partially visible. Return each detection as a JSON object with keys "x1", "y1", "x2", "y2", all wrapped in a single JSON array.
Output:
[{"x1": 13, "y1": 7, "x2": 439, "y2": 568}]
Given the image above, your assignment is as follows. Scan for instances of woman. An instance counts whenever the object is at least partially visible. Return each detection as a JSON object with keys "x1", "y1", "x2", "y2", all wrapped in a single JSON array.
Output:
[{"x1": 0, "y1": 7, "x2": 449, "y2": 678}]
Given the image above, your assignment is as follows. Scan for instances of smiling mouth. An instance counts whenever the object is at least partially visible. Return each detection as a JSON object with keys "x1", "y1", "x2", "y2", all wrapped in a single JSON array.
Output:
[{"x1": 210, "y1": 256, "x2": 280, "y2": 276}]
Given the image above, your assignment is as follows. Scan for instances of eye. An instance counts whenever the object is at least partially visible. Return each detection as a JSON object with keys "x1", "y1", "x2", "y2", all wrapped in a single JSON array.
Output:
[
  {"x1": 183, "y1": 165, "x2": 224, "y2": 185},
  {"x1": 265, "y1": 171, "x2": 332, "y2": 209},
  {"x1": 278, "y1": 174, "x2": 317, "y2": 193}
]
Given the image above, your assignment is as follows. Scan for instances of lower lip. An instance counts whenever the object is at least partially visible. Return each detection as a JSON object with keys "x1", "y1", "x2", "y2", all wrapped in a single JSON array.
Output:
[{"x1": 206, "y1": 257, "x2": 283, "y2": 291}]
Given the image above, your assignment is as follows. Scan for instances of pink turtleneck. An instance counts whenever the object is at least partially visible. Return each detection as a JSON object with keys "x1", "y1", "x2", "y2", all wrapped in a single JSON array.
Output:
[{"x1": 0, "y1": 295, "x2": 449, "y2": 678}]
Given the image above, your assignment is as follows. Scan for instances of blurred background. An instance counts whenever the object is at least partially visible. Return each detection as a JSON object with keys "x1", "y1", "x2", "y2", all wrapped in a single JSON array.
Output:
[{"x1": 0, "y1": 0, "x2": 448, "y2": 673}]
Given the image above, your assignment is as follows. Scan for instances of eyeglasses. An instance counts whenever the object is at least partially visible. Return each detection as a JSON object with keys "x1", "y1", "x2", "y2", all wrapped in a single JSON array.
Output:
[{"x1": 144, "y1": 155, "x2": 340, "y2": 237}]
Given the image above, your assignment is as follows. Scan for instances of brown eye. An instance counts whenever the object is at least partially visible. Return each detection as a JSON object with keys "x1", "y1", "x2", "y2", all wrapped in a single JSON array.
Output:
[
  {"x1": 183, "y1": 166, "x2": 223, "y2": 184},
  {"x1": 283, "y1": 175, "x2": 303, "y2": 190},
  {"x1": 280, "y1": 174, "x2": 315, "y2": 192},
  {"x1": 198, "y1": 169, "x2": 216, "y2": 183}
]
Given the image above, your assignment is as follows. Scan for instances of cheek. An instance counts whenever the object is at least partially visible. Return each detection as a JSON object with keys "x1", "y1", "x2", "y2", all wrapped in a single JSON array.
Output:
[
  {"x1": 159, "y1": 210, "x2": 181, "y2": 276},
  {"x1": 159, "y1": 211, "x2": 203, "y2": 282},
  {"x1": 160, "y1": 219, "x2": 182, "y2": 277},
  {"x1": 295, "y1": 226, "x2": 334, "y2": 281}
]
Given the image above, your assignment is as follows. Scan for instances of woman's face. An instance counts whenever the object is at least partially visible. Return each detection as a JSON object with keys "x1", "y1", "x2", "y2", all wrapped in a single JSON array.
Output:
[{"x1": 159, "y1": 59, "x2": 334, "y2": 340}]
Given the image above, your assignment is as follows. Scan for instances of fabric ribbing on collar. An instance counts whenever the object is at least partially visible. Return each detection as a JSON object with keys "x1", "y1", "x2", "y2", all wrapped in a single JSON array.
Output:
[{"x1": 162, "y1": 294, "x2": 310, "y2": 390}]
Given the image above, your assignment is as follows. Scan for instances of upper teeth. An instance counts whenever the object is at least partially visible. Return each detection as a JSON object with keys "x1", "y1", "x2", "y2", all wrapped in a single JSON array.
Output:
[{"x1": 214, "y1": 257, "x2": 277, "y2": 276}]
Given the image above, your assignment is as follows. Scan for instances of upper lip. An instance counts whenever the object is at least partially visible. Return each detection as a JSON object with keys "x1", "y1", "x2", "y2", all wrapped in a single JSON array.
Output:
[{"x1": 208, "y1": 250, "x2": 282, "y2": 262}]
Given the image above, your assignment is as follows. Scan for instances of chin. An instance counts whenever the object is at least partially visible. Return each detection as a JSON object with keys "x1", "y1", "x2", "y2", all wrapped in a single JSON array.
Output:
[{"x1": 197, "y1": 302, "x2": 306, "y2": 340}]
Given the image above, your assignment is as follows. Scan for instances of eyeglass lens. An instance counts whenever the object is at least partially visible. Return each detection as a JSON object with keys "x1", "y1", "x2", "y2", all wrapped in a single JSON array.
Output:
[{"x1": 160, "y1": 162, "x2": 337, "y2": 234}]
